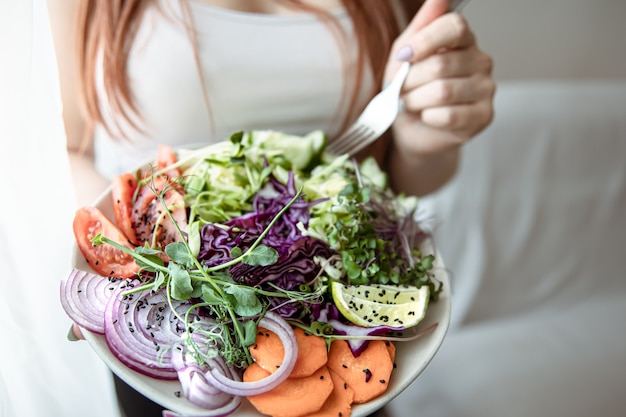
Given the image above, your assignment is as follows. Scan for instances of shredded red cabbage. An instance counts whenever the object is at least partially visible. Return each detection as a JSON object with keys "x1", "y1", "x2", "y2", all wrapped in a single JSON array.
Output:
[{"x1": 197, "y1": 172, "x2": 332, "y2": 316}]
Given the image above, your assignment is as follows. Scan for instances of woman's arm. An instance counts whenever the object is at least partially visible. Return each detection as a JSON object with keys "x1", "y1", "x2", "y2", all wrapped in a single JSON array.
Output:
[{"x1": 47, "y1": 0, "x2": 109, "y2": 206}]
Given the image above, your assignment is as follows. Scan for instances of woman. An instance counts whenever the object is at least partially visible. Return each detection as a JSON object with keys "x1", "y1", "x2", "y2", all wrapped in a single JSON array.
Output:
[{"x1": 48, "y1": 0, "x2": 494, "y2": 415}]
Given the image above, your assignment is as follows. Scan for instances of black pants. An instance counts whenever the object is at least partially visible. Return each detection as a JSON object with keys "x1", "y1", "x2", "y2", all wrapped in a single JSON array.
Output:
[{"x1": 113, "y1": 373, "x2": 164, "y2": 417}]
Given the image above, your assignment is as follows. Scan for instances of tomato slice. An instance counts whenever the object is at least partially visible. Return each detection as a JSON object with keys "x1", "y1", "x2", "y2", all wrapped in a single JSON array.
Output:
[
  {"x1": 131, "y1": 175, "x2": 188, "y2": 249},
  {"x1": 156, "y1": 144, "x2": 181, "y2": 179},
  {"x1": 111, "y1": 172, "x2": 138, "y2": 245},
  {"x1": 73, "y1": 206, "x2": 139, "y2": 278}
]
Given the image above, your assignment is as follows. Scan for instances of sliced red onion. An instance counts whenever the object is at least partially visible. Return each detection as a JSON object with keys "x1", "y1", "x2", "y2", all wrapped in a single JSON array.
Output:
[
  {"x1": 203, "y1": 312, "x2": 298, "y2": 396},
  {"x1": 104, "y1": 287, "x2": 191, "y2": 379},
  {"x1": 171, "y1": 345, "x2": 238, "y2": 410},
  {"x1": 60, "y1": 269, "x2": 128, "y2": 334}
]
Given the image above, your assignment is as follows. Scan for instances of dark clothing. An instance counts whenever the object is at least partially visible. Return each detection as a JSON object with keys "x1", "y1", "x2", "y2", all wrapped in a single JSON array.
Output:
[{"x1": 113, "y1": 373, "x2": 164, "y2": 417}]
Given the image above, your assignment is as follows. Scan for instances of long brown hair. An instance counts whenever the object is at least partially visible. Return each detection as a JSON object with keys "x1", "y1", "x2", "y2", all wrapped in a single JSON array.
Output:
[{"x1": 77, "y1": 0, "x2": 422, "y2": 142}]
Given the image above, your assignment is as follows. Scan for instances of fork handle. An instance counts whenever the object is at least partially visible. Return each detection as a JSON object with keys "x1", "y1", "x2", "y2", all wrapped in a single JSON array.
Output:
[{"x1": 387, "y1": 61, "x2": 411, "y2": 95}]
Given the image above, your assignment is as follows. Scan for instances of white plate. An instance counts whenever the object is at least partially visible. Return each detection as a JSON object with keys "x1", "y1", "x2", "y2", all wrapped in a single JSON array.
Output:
[{"x1": 73, "y1": 183, "x2": 451, "y2": 417}]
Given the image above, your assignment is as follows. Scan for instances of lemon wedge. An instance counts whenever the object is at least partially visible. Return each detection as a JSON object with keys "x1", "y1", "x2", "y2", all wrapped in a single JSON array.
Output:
[{"x1": 330, "y1": 282, "x2": 430, "y2": 329}]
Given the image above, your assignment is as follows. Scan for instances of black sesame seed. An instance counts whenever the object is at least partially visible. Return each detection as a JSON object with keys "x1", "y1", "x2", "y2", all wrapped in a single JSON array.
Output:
[{"x1": 363, "y1": 368, "x2": 372, "y2": 382}]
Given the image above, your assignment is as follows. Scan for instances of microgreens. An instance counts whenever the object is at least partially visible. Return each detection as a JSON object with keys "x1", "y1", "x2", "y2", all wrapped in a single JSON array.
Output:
[{"x1": 324, "y1": 167, "x2": 443, "y2": 299}]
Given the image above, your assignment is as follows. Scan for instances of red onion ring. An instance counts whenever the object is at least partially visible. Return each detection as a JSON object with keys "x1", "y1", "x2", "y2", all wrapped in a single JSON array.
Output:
[
  {"x1": 172, "y1": 345, "x2": 238, "y2": 410},
  {"x1": 104, "y1": 287, "x2": 190, "y2": 379},
  {"x1": 60, "y1": 269, "x2": 127, "y2": 334},
  {"x1": 203, "y1": 311, "x2": 298, "y2": 396}
]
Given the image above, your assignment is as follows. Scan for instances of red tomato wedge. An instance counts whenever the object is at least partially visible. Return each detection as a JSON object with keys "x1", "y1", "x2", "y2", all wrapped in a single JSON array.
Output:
[
  {"x1": 111, "y1": 172, "x2": 138, "y2": 245},
  {"x1": 156, "y1": 144, "x2": 181, "y2": 179},
  {"x1": 131, "y1": 175, "x2": 187, "y2": 249},
  {"x1": 73, "y1": 206, "x2": 139, "y2": 278}
]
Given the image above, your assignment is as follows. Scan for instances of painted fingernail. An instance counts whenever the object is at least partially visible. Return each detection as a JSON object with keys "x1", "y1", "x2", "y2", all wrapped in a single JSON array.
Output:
[{"x1": 395, "y1": 45, "x2": 414, "y2": 62}]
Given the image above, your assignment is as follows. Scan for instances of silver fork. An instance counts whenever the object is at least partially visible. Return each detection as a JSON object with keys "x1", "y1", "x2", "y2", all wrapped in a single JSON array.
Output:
[{"x1": 326, "y1": 0, "x2": 472, "y2": 156}]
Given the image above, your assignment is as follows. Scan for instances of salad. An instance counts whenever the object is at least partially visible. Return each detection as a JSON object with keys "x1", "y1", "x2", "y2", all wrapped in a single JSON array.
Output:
[{"x1": 61, "y1": 130, "x2": 443, "y2": 417}]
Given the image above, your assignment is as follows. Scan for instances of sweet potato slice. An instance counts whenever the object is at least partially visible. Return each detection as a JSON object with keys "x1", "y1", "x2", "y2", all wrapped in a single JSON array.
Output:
[
  {"x1": 244, "y1": 363, "x2": 334, "y2": 417},
  {"x1": 326, "y1": 340, "x2": 393, "y2": 404},
  {"x1": 250, "y1": 327, "x2": 328, "y2": 378},
  {"x1": 302, "y1": 368, "x2": 354, "y2": 417}
]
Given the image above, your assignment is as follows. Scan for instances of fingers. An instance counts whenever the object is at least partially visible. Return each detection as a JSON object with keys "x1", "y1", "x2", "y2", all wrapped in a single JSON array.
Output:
[
  {"x1": 387, "y1": 12, "x2": 477, "y2": 85},
  {"x1": 67, "y1": 323, "x2": 85, "y2": 341},
  {"x1": 402, "y1": 73, "x2": 495, "y2": 111},
  {"x1": 403, "y1": 47, "x2": 493, "y2": 90},
  {"x1": 406, "y1": 13, "x2": 476, "y2": 61},
  {"x1": 402, "y1": 74, "x2": 495, "y2": 138},
  {"x1": 421, "y1": 99, "x2": 495, "y2": 137},
  {"x1": 391, "y1": 10, "x2": 495, "y2": 139},
  {"x1": 393, "y1": 95, "x2": 494, "y2": 156}
]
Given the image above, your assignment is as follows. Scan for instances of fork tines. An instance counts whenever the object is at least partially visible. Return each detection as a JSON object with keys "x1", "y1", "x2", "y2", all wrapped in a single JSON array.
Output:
[{"x1": 327, "y1": 125, "x2": 377, "y2": 156}]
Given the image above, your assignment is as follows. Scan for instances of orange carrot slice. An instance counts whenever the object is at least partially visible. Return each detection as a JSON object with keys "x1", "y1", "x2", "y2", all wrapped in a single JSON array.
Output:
[
  {"x1": 385, "y1": 340, "x2": 396, "y2": 364},
  {"x1": 249, "y1": 328, "x2": 283, "y2": 373},
  {"x1": 301, "y1": 368, "x2": 354, "y2": 417},
  {"x1": 244, "y1": 363, "x2": 334, "y2": 417},
  {"x1": 250, "y1": 327, "x2": 328, "y2": 378},
  {"x1": 326, "y1": 340, "x2": 394, "y2": 404}
]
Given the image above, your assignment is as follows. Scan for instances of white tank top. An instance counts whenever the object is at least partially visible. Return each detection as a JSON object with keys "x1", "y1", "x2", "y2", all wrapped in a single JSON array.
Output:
[{"x1": 94, "y1": 0, "x2": 375, "y2": 179}]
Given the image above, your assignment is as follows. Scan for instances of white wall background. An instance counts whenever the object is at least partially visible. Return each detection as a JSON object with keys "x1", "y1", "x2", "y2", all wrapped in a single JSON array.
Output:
[{"x1": 463, "y1": 0, "x2": 626, "y2": 80}]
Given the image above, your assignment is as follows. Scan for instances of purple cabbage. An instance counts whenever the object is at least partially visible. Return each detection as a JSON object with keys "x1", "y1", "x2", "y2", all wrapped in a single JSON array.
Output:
[{"x1": 197, "y1": 172, "x2": 332, "y2": 317}]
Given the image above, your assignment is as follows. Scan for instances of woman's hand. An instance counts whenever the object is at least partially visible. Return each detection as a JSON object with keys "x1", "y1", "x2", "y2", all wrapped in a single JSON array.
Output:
[{"x1": 383, "y1": 0, "x2": 495, "y2": 195}]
